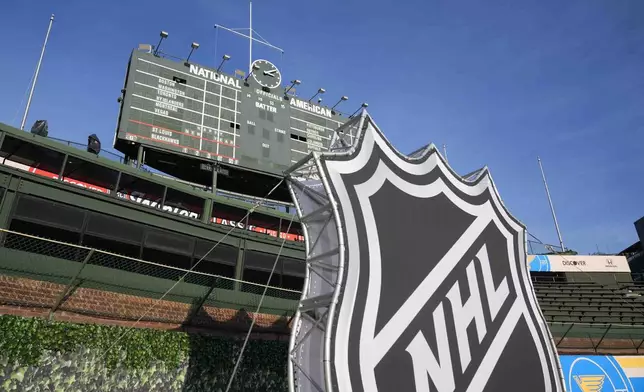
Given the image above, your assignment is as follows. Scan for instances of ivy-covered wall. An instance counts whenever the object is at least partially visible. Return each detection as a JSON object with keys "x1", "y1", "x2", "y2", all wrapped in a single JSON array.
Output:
[{"x1": 0, "y1": 315, "x2": 288, "y2": 391}]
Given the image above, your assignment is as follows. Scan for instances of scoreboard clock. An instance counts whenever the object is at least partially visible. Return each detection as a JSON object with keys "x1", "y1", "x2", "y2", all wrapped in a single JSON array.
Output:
[
  {"x1": 251, "y1": 59, "x2": 282, "y2": 89},
  {"x1": 114, "y1": 50, "x2": 351, "y2": 180}
]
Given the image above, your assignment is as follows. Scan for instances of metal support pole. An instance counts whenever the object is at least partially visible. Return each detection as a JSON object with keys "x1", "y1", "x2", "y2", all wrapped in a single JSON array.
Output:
[
  {"x1": 0, "y1": 132, "x2": 6, "y2": 154},
  {"x1": 556, "y1": 322, "x2": 575, "y2": 347},
  {"x1": 249, "y1": 1, "x2": 253, "y2": 74},
  {"x1": 113, "y1": 171, "x2": 122, "y2": 198},
  {"x1": 49, "y1": 249, "x2": 94, "y2": 320},
  {"x1": 21, "y1": 14, "x2": 55, "y2": 131},
  {"x1": 278, "y1": 217, "x2": 283, "y2": 240},
  {"x1": 57, "y1": 154, "x2": 68, "y2": 181},
  {"x1": 636, "y1": 336, "x2": 644, "y2": 352},
  {"x1": 160, "y1": 186, "x2": 168, "y2": 209},
  {"x1": 212, "y1": 166, "x2": 218, "y2": 193},
  {"x1": 537, "y1": 156, "x2": 565, "y2": 252},
  {"x1": 136, "y1": 145, "x2": 144, "y2": 169},
  {"x1": 594, "y1": 324, "x2": 612, "y2": 352},
  {"x1": 202, "y1": 199, "x2": 212, "y2": 224},
  {"x1": 185, "y1": 279, "x2": 219, "y2": 325},
  {"x1": 234, "y1": 240, "x2": 245, "y2": 291}
]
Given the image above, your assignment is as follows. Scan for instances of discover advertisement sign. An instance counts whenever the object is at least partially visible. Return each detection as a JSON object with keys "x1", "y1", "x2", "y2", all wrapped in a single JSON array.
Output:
[{"x1": 528, "y1": 254, "x2": 631, "y2": 273}]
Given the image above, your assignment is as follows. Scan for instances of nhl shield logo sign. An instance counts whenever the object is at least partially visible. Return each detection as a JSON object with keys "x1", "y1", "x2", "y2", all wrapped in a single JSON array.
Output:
[{"x1": 286, "y1": 113, "x2": 563, "y2": 392}]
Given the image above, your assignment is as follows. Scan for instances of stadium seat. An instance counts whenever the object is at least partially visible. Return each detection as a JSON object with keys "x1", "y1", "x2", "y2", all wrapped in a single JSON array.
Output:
[{"x1": 533, "y1": 277, "x2": 644, "y2": 326}]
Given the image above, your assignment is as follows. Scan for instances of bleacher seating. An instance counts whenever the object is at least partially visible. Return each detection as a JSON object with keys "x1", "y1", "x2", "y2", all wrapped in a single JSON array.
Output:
[{"x1": 532, "y1": 280, "x2": 644, "y2": 325}]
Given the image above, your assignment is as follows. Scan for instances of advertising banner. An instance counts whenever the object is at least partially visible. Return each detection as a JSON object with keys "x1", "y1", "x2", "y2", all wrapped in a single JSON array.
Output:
[
  {"x1": 528, "y1": 255, "x2": 631, "y2": 273},
  {"x1": 560, "y1": 355, "x2": 644, "y2": 392}
]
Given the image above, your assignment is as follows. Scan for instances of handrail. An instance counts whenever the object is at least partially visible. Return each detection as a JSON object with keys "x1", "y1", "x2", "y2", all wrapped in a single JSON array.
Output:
[
  {"x1": 47, "y1": 136, "x2": 127, "y2": 164},
  {"x1": 0, "y1": 228, "x2": 300, "y2": 294},
  {"x1": 1, "y1": 227, "x2": 640, "y2": 295}
]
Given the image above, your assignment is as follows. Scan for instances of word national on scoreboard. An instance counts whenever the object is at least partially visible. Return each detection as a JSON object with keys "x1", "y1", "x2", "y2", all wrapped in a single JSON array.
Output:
[{"x1": 114, "y1": 49, "x2": 350, "y2": 180}]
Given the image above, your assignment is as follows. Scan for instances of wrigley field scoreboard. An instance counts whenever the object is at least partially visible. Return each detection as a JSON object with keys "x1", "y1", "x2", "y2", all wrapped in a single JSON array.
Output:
[{"x1": 114, "y1": 50, "x2": 349, "y2": 181}]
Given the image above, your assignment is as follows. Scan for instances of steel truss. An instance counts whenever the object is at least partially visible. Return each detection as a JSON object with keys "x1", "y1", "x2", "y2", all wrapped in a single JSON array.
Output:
[{"x1": 284, "y1": 113, "x2": 366, "y2": 392}]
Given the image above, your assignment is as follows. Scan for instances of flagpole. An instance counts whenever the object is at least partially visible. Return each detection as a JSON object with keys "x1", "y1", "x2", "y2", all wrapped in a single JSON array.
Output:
[
  {"x1": 21, "y1": 14, "x2": 55, "y2": 130},
  {"x1": 214, "y1": 2, "x2": 284, "y2": 71},
  {"x1": 248, "y1": 1, "x2": 253, "y2": 74},
  {"x1": 537, "y1": 156, "x2": 565, "y2": 252}
]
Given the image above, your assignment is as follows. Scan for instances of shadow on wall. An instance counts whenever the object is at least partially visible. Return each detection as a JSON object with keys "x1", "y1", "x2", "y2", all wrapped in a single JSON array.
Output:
[
  {"x1": 0, "y1": 305, "x2": 292, "y2": 391},
  {"x1": 181, "y1": 303, "x2": 291, "y2": 392}
]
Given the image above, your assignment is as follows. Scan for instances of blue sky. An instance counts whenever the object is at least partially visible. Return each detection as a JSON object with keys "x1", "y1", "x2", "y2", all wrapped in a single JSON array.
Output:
[{"x1": 0, "y1": 0, "x2": 642, "y2": 254}]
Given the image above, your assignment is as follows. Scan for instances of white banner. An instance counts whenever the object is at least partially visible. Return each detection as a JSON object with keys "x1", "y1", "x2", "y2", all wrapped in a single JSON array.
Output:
[{"x1": 528, "y1": 254, "x2": 631, "y2": 273}]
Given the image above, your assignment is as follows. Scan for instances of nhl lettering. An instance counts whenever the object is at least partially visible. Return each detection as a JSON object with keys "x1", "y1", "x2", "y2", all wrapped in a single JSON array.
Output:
[{"x1": 405, "y1": 245, "x2": 509, "y2": 392}]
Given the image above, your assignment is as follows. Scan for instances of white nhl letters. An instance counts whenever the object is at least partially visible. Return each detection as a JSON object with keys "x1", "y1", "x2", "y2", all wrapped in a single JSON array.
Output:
[
  {"x1": 405, "y1": 244, "x2": 509, "y2": 392},
  {"x1": 446, "y1": 261, "x2": 487, "y2": 372},
  {"x1": 406, "y1": 305, "x2": 455, "y2": 392}
]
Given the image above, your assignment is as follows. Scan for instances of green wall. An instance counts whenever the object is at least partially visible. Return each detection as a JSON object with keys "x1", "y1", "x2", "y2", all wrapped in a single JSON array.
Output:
[{"x1": 0, "y1": 315, "x2": 288, "y2": 391}]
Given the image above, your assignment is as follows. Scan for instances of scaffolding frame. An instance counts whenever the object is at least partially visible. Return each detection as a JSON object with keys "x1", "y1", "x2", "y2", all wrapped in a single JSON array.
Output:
[{"x1": 284, "y1": 113, "x2": 366, "y2": 392}]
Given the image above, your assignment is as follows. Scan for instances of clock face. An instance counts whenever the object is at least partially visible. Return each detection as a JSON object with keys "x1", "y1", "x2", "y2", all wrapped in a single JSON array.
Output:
[{"x1": 251, "y1": 59, "x2": 282, "y2": 89}]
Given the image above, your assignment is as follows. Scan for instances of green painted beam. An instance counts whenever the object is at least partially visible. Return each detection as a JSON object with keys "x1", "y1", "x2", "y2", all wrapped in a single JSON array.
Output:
[
  {"x1": 1, "y1": 166, "x2": 305, "y2": 254},
  {"x1": 0, "y1": 247, "x2": 297, "y2": 316}
]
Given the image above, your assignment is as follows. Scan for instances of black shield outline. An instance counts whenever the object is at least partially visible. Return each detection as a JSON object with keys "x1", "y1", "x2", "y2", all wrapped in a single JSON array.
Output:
[{"x1": 316, "y1": 113, "x2": 564, "y2": 392}]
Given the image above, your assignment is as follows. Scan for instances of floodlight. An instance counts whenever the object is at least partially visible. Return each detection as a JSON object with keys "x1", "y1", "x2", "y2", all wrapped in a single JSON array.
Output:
[
  {"x1": 349, "y1": 102, "x2": 368, "y2": 118},
  {"x1": 331, "y1": 95, "x2": 349, "y2": 110},
  {"x1": 245, "y1": 63, "x2": 260, "y2": 81},
  {"x1": 153, "y1": 31, "x2": 169, "y2": 56},
  {"x1": 309, "y1": 88, "x2": 325, "y2": 103},
  {"x1": 217, "y1": 54, "x2": 231, "y2": 72},
  {"x1": 185, "y1": 42, "x2": 200, "y2": 65},
  {"x1": 284, "y1": 80, "x2": 301, "y2": 96}
]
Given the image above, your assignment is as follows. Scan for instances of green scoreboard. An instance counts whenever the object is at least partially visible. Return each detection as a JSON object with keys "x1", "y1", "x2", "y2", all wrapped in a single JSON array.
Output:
[{"x1": 114, "y1": 50, "x2": 349, "y2": 177}]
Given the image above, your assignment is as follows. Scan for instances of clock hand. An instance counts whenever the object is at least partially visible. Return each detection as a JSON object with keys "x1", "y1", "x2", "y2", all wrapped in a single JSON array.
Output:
[{"x1": 263, "y1": 69, "x2": 277, "y2": 77}]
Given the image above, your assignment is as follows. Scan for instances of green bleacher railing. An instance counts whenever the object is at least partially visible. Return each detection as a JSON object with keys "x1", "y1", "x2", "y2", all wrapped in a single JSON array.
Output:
[
  {"x1": 0, "y1": 227, "x2": 642, "y2": 354},
  {"x1": 0, "y1": 228, "x2": 300, "y2": 324}
]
